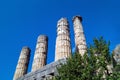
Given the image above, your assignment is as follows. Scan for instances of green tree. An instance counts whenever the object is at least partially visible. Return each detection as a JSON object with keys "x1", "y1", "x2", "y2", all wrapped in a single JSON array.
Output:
[{"x1": 53, "y1": 37, "x2": 120, "y2": 80}]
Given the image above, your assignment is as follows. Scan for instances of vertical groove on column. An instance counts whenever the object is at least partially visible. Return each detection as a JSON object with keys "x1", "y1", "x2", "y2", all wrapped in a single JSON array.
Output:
[
  {"x1": 31, "y1": 35, "x2": 48, "y2": 72},
  {"x1": 73, "y1": 15, "x2": 87, "y2": 56},
  {"x1": 13, "y1": 46, "x2": 31, "y2": 80},
  {"x1": 55, "y1": 18, "x2": 72, "y2": 61}
]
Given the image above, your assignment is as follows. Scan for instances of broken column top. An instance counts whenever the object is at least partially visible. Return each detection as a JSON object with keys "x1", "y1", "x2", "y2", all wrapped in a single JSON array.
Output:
[
  {"x1": 37, "y1": 35, "x2": 48, "y2": 42},
  {"x1": 72, "y1": 15, "x2": 82, "y2": 22},
  {"x1": 21, "y1": 46, "x2": 31, "y2": 55},
  {"x1": 57, "y1": 18, "x2": 68, "y2": 26},
  {"x1": 22, "y1": 46, "x2": 31, "y2": 50},
  {"x1": 58, "y1": 17, "x2": 68, "y2": 23}
]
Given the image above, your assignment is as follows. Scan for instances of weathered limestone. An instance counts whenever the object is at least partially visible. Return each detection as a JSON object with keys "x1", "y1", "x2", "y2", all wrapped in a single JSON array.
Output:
[
  {"x1": 13, "y1": 47, "x2": 31, "y2": 80},
  {"x1": 14, "y1": 16, "x2": 88, "y2": 80},
  {"x1": 31, "y1": 35, "x2": 48, "y2": 72},
  {"x1": 17, "y1": 58, "x2": 66, "y2": 80},
  {"x1": 55, "y1": 18, "x2": 72, "y2": 61},
  {"x1": 113, "y1": 44, "x2": 120, "y2": 65},
  {"x1": 73, "y1": 15, "x2": 87, "y2": 56}
]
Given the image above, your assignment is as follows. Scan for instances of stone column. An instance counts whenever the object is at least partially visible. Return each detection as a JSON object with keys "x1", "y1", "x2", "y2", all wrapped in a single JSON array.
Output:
[
  {"x1": 55, "y1": 18, "x2": 72, "y2": 61},
  {"x1": 13, "y1": 46, "x2": 31, "y2": 80},
  {"x1": 73, "y1": 15, "x2": 87, "y2": 56},
  {"x1": 31, "y1": 35, "x2": 48, "y2": 72}
]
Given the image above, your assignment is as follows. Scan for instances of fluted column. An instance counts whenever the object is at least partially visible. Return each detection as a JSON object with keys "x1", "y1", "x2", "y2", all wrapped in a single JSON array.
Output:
[
  {"x1": 55, "y1": 18, "x2": 72, "y2": 61},
  {"x1": 13, "y1": 46, "x2": 31, "y2": 80},
  {"x1": 73, "y1": 15, "x2": 87, "y2": 56},
  {"x1": 31, "y1": 35, "x2": 48, "y2": 72}
]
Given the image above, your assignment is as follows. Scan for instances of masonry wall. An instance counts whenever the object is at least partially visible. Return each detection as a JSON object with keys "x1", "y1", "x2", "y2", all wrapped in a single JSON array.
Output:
[
  {"x1": 17, "y1": 59, "x2": 66, "y2": 80},
  {"x1": 14, "y1": 15, "x2": 88, "y2": 80}
]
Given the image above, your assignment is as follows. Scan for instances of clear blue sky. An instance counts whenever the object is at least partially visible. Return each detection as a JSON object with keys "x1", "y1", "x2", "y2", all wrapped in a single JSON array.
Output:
[{"x1": 0, "y1": 0, "x2": 120, "y2": 80}]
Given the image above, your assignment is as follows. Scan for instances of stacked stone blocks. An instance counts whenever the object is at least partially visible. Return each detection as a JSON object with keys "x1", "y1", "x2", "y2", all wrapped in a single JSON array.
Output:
[
  {"x1": 73, "y1": 16, "x2": 87, "y2": 56},
  {"x1": 13, "y1": 47, "x2": 31, "y2": 80},
  {"x1": 55, "y1": 18, "x2": 72, "y2": 61},
  {"x1": 32, "y1": 35, "x2": 48, "y2": 72},
  {"x1": 14, "y1": 15, "x2": 87, "y2": 80}
]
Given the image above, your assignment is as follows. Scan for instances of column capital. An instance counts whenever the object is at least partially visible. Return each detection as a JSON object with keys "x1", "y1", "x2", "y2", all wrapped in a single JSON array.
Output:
[{"x1": 72, "y1": 15, "x2": 82, "y2": 22}]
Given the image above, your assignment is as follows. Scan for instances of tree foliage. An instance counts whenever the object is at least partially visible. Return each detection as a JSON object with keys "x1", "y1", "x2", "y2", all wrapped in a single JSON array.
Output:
[{"x1": 53, "y1": 37, "x2": 120, "y2": 80}]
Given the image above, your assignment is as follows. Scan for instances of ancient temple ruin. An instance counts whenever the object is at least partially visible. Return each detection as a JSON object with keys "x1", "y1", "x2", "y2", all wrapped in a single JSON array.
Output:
[{"x1": 13, "y1": 15, "x2": 87, "y2": 80}]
